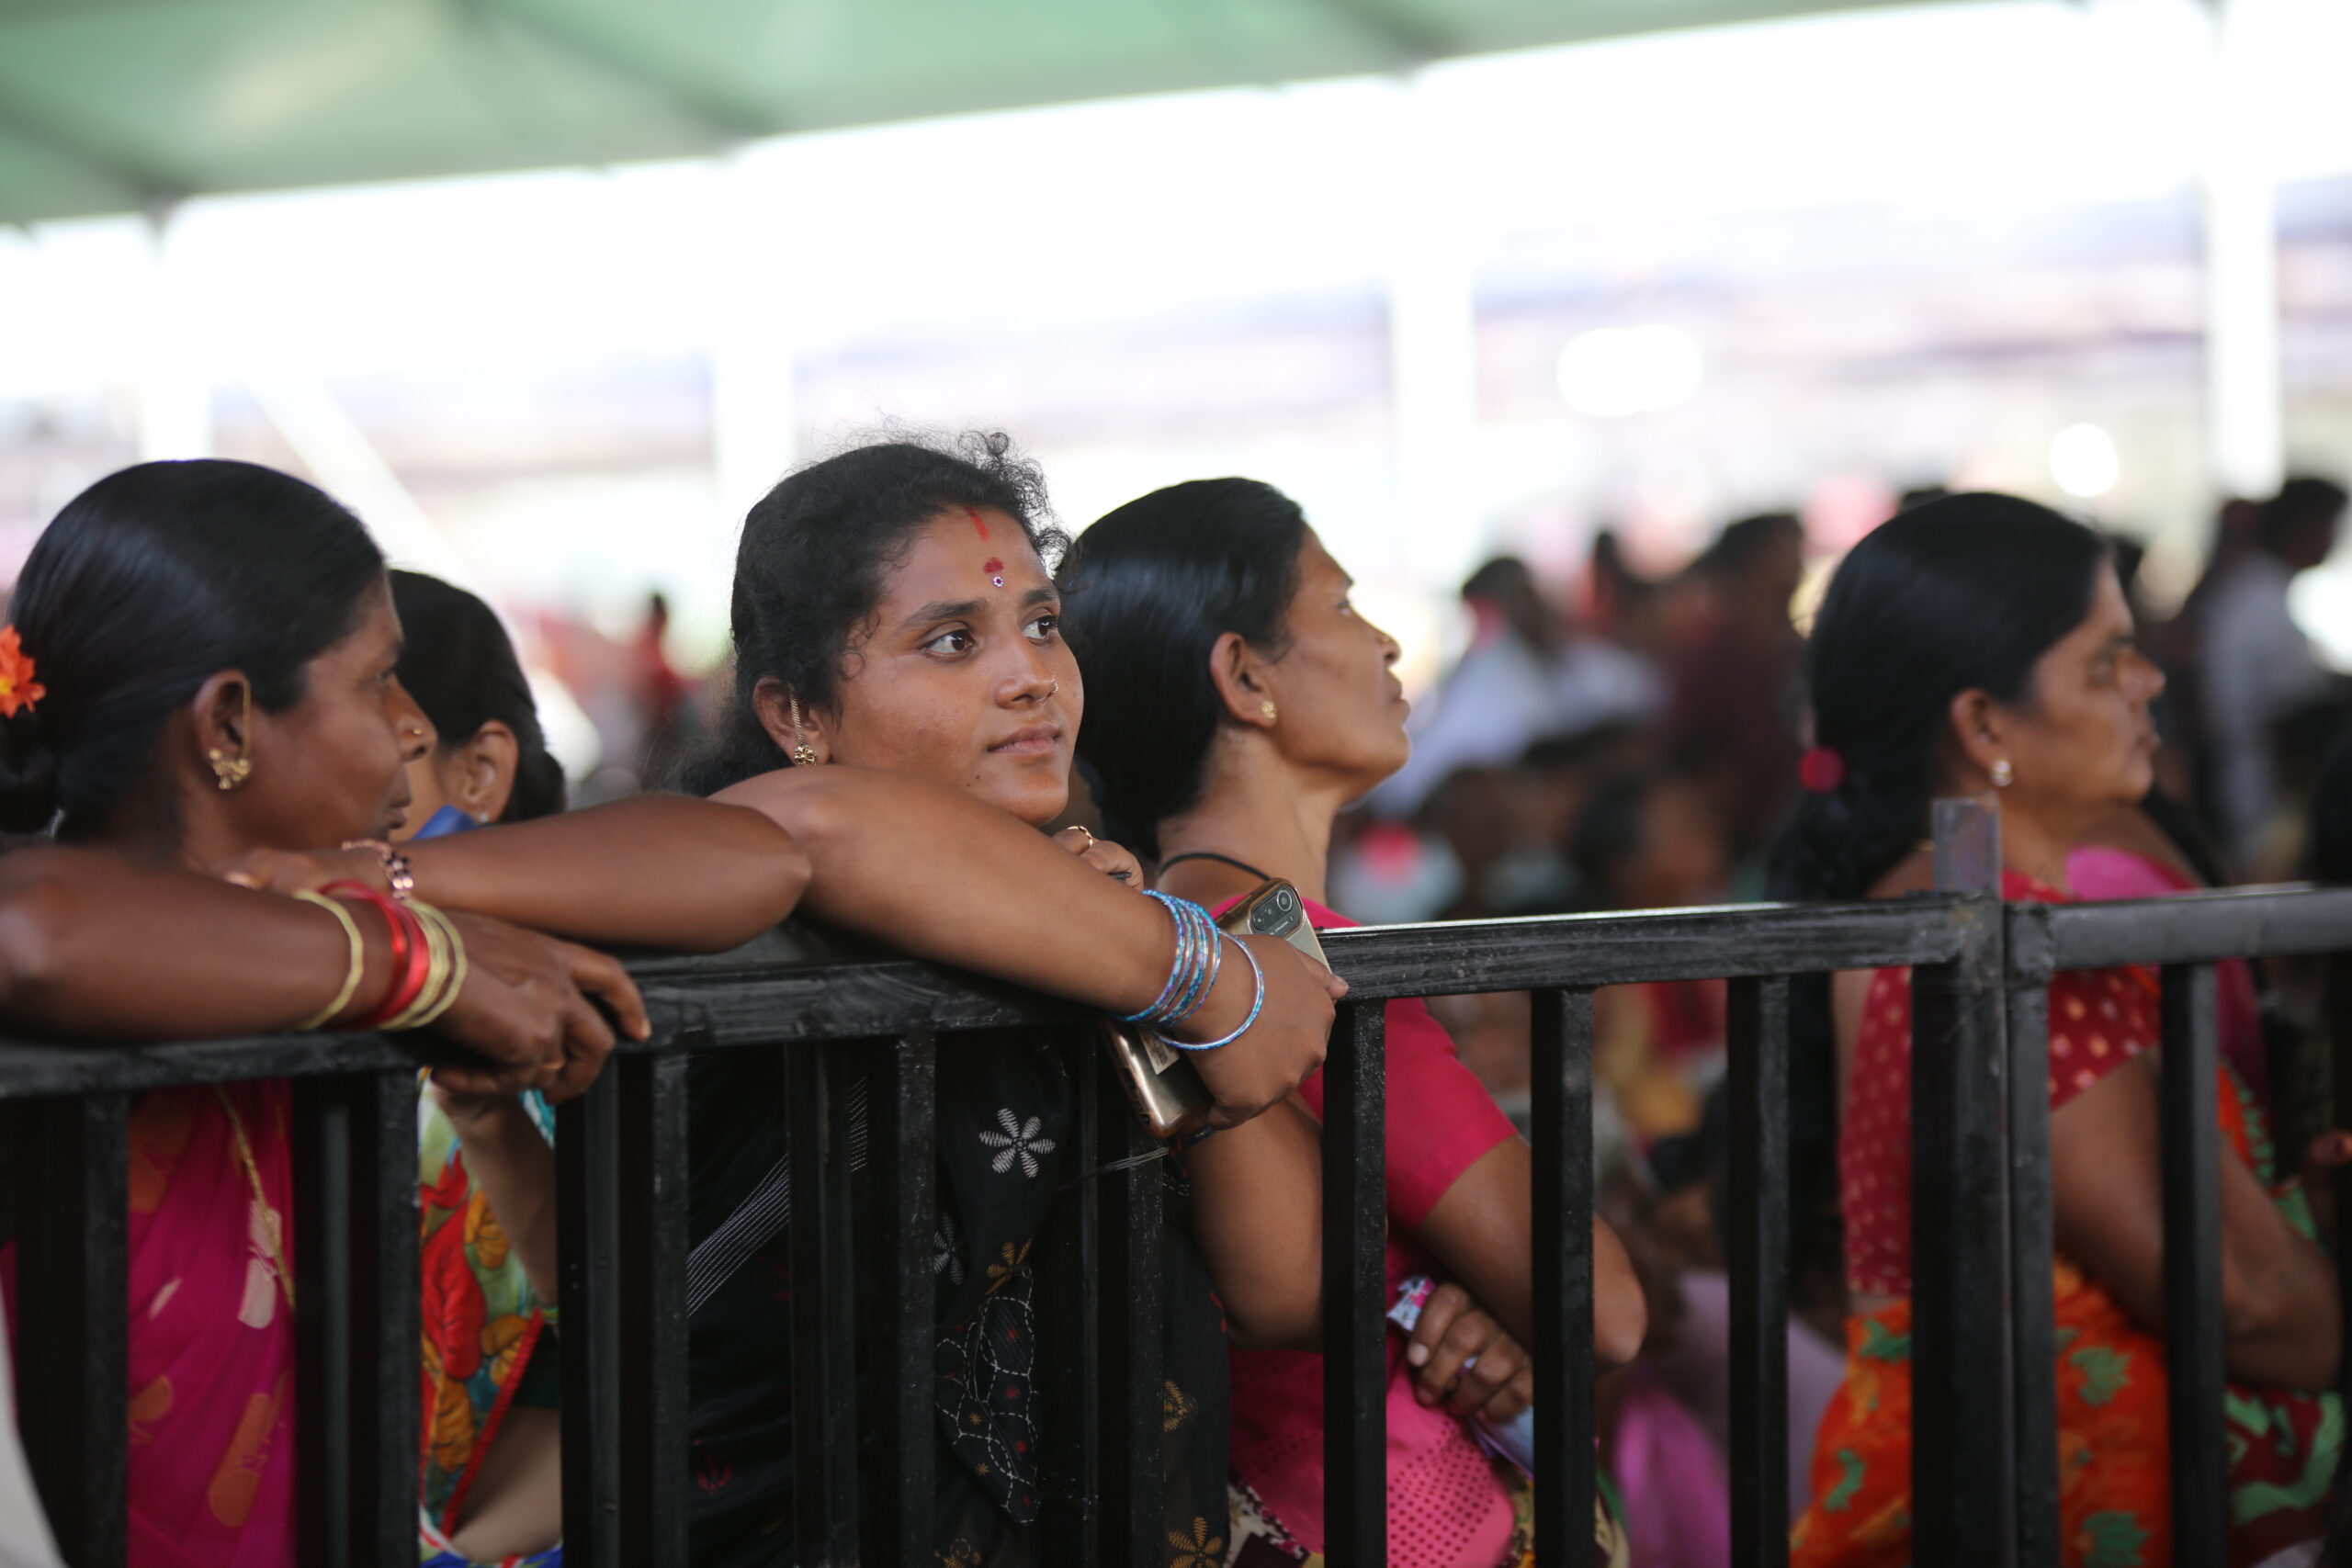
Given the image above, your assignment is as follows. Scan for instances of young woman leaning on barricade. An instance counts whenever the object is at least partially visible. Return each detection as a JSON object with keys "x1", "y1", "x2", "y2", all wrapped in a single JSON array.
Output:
[
  {"x1": 1060, "y1": 477, "x2": 1648, "y2": 1568},
  {"x1": 0, "y1": 459, "x2": 815, "y2": 1568},
  {"x1": 1770, "y1": 494, "x2": 2345, "y2": 1568},
  {"x1": 676, "y1": 434, "x2": 1347, "y2": 1567}
]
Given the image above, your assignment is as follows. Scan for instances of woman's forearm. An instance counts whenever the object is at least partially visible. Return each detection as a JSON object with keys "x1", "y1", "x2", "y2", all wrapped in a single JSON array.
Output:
[
  {"x1": 0, "y1": 847, "x2": 396, "y2": 1039},
  {"x1": 717, "y1": 766, "x2": 1246, "y2": 1027},
  {"x1": 437, "y1": 1096, "x2": 561, "y2": 1302},
  {"x1": 398, "y1": 795, "x2": 810, "y2": 952},
  {"x1": 2217, "y1": 1178, "x2": 2341, "y2": 1389},
  {"x1": 2054, "y1": 1059, "x2": 2339, "y2": 1389},
  {"x1": 1416, "y1": 1139, "x2": 1647, "y2": 1367},
  {"x1": 1187, "y1": 1100, "x2": 1326, "y2": 1350}
]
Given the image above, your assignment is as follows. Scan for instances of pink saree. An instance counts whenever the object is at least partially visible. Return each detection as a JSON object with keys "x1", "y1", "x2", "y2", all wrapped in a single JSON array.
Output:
[{"x1": 6, "y1": 1083, "x2": 300, "y2": 1568}]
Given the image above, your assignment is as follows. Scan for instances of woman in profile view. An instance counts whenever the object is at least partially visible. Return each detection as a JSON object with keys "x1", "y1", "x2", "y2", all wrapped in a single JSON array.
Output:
[
  {"x1": 0, "y1": 459, "x2": 824, "y2": 1568},
  {"x1": 1060, "y1": 477, "x2": 1647, "y2": 1568},
  {"x1": 1770, "y1": 494, "x2": 2343, "y2": 1568}
]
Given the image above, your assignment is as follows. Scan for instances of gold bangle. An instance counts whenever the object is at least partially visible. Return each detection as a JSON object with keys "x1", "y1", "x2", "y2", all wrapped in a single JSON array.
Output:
[
  {"x1": 406, "y1": 905, "x2": 469, "y2": 1030},
  {"x1": 292, "y1": 891, "x2": 368, "y2": 1031},
  {"x1": 387, "y1": 902, "x2": 469, "y2": 1032},
  {"x1": 384, "y1": 902, "x2": 454, "y2": 1032}
]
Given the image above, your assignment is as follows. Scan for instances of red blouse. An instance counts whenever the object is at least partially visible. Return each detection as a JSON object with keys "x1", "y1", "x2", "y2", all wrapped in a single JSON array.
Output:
[{"x1": 1840, "y1": 871, "x2": 2158, "y2": 1298}]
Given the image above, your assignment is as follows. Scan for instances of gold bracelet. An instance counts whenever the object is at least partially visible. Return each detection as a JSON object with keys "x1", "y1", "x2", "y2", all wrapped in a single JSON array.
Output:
[
  {"x1": 383, "y1": 901, "x2": 454, "y2": 1032},
  {"x1": 292, "y1": 891, "x2": 368, "y2": 1031},
  {"x1": 406, "y1": 904, "x2": 469, "y2": 1030}
]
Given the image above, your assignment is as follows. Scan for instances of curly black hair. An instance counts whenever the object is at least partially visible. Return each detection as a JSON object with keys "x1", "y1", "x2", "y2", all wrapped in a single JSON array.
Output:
[{"x1": 680, "y1": 432, "x2": 1065, "y2": 795}]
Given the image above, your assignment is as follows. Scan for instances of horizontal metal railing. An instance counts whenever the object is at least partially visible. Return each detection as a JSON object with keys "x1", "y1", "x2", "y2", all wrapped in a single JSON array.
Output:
[{"x1": 3, "y1": 801, "x2": 2346, "y2": 1568}]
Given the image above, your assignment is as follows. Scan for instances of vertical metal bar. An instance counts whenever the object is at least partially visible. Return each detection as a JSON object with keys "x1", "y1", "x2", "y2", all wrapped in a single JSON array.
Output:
[
  {"x1": 2004, "y1": 907, "x2": 2060, "y2": 1568},
  {"x1": 1096, "y1": 1035, "x2": 1167, "y2": 1562},
  {"x1": 1911, "y1": 799, "x2": 2013, "y2": 1568},
  {"x1": 1322, "y1": 998, "x2": 1388, "y2": 1568},
  {"x1": 1725, "y1": 976, "x2": 1790, "y2": 1568},
  {"x1": 2160, "y1": 963, "x2": 2228, "y2": 1568},
  {"x1": 618, "y1": 1051, "x2": 693, "y2": 1564},
  {"x1": 558, "y1": 1068, "x2": 626, "y2": 1567},
  {"x1": 863, "y1": 1035, "x2": 942, "y2": 1568},
  {"x1": 1531, "y1": 988, "x2": 1596, "y2": 1568},
  {"x1": 361, "y1": 1072, "x2": 423, "y2": 1563},
  {"x1": 1034, "y1": 1031, "x2": 1096, "y2": 1564},
  {"x1": 786, "y1": 1043, "x2": 862, "y2": 1567},
  {"x1": 15, "y1": 1093, "x2": 129, "y2": 1568},
  {"x1": 292, "y1": 1078, "x2": 356, "y2": 1564},
  {"x1": 2332, "y1": 953, "x2": 2352, "y2": 1420}
]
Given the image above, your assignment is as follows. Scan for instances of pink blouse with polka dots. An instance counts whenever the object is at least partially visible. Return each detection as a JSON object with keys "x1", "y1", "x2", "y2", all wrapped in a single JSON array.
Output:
[{"x1": 1840, "y1": 871, "x2": 2158, "y2": 1298}]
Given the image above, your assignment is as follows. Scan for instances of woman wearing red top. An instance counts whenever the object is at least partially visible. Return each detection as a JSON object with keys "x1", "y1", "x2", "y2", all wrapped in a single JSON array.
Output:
[
  {"x1": 1767, "y1": 494, "x2": 2343, "y2": 1568},
  {"x1": 1062, "y1": 478, "x2": 1646, "y2": 1567}
]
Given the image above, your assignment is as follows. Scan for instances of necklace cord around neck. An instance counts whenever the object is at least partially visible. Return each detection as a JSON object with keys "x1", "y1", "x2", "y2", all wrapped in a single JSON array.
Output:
[{"x1": 1155, "y1": 849, "x2": 1275, "y2": 884}]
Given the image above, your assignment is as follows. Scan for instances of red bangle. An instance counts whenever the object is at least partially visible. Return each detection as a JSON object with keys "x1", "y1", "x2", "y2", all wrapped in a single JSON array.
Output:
[{"x1": 323, "y1": 882, "x2": 428, "y2": 1031}]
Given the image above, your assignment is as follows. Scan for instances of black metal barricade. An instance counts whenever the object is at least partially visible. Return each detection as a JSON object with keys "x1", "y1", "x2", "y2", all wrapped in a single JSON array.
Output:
[{"x1": 4, "y1": 797, "x2": 2349, "y2": 1568}]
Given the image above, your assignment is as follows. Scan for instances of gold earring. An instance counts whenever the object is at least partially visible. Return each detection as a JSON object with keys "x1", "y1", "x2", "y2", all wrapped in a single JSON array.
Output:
[
  {"x1": 209, "y1": 684, "x2": 254, "y2": 790},
  {"x1": 1260, "y1": 700, "x2": 1278, "y2": 724},
  {"x1": 786, "y1": 692, "x2": 820, "y2": 769},
  {"x1": 1990, "y1": 758, "x2": 2015, "y2": 789}
]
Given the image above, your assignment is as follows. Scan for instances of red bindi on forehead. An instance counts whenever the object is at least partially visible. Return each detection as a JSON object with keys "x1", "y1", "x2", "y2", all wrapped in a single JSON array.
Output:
[{"x1": 983, "y1": 557, "x2": 1004, "y2": 587}]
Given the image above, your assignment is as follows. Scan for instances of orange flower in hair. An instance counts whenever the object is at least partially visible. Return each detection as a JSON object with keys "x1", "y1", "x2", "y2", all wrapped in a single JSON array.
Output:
[{"x1": 0, "y1": 626, "x2": 46, "y2": 719}]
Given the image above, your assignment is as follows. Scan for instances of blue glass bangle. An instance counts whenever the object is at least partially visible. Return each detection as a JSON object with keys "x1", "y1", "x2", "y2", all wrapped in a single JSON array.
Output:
[
  {"x1": 1123, "y1": 891, "x2": 1193, "y2": 1023},
  {"x1": 1165, "y1": 908, "x2": 1224, "y2": 1027},
  {"x1": 1170, "y1": 900, "x2": 1212, "y2": 1021},
  {"x1": 1167, "y1": 933, "x2": 1265, "y2": 1052}
]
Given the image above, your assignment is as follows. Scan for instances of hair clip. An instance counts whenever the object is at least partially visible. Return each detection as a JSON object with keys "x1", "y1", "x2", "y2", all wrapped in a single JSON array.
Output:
[{"x1": 1798, "y1": 746, "x2": 1847, "y2": 794}]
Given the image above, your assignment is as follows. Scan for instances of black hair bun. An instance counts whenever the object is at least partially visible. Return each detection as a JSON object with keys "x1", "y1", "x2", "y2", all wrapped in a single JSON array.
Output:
[{"x1": 0, "y1": 712, "x2": 61, "y2": 834}]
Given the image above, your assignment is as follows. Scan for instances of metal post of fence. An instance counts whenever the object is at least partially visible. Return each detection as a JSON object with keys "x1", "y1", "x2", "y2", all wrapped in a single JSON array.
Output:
[
  {"x1": 787, "y1": 1042, "x2": 862, "y2": 1565},
  {"x1": 2334, "y1": 953, "x2": 2352, "y2": 1423},
  {"x1": 1097, "y1": 1036, "x2": 1169, "y2": 1562},
  {"x1": 2159, "y1": 963, "x2": 2229, "y2": 1568},
  {"x1": 13, "y1": 1094, "x2": 129, "y2": 1568},
  {"x1": 617, "y1": 1049, "x2": 695, "y2": 1563},
  {"x1": 557, "y1": 1068, "x2": 627, "y2": 1566},
  {"x1": 2002, "y1": 901, "x2": 2060, "y2": 1568},
  {"x1": 1035, "y1": 1030, "x2": 1098, "y2": 1565},
  {"x1": 1323, "y1": 997, "x2": 1389, "y2": 1567},
  {"x1": 865, "y1": 1034, "x2": 944, "y2": 1567},
  {"x1": 1531, "y1": 987, "x2": 1596, "y2": 1568},
  {"x1": 1726, "y1": 975, "x2": 1792, "y2": 1568},
  {"x1": 293, "y1": 1071, "x2": 420, "y2": 1567},
  {"x1": 1912, "y1": 799, "x2": 2014, "y2": 1568}
]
